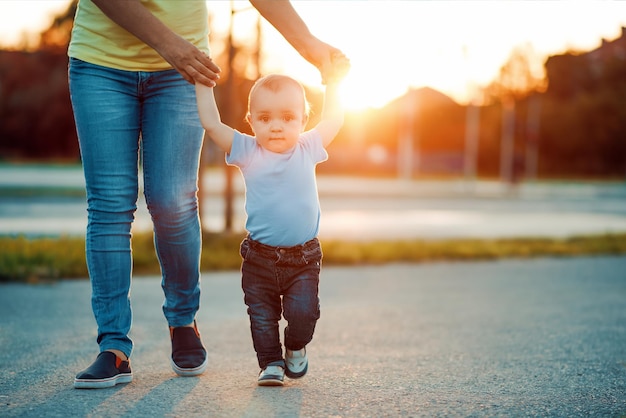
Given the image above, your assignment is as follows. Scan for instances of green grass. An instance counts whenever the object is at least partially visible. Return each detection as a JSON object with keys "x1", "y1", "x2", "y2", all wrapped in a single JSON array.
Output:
[{"x1": 1, "y1": 232, "x2": 626, "y2": 283}]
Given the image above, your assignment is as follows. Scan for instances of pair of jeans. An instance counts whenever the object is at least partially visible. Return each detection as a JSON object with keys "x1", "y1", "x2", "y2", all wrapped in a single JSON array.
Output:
[
  {"x1": 68, "y1": 58, "x2": 204, "y2": 358},
  {"x1": 240, "y1": 237, "x2": 322, "y2": 369}
]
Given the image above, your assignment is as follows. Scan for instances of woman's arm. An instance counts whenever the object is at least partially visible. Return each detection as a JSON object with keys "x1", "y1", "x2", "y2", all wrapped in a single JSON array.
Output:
[
  {"x1": 248, "y1": 0, "x2": 342, "y2": 83},
  {"x1": 195, "y1": 84, "x2": 235, "y2": 154},
  {"x1": 92, "y1": 0, "x2": 221, "y2": 86}
]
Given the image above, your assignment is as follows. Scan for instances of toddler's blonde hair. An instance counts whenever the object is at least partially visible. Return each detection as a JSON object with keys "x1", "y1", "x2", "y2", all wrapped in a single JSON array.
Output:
[{"x1": 247, "y1": 74, "x2": 311, "y2": 116}]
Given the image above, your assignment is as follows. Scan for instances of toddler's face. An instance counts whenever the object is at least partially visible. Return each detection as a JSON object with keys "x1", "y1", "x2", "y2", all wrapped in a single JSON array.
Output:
[{"x1": 247, "y1": 86, "x2": 308, "y2": 154}]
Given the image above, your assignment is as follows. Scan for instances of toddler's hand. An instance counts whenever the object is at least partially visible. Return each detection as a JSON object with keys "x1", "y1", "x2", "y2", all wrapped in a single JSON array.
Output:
[{"x1": 322, "y1": 52, "x2": 350, "y2": 85}]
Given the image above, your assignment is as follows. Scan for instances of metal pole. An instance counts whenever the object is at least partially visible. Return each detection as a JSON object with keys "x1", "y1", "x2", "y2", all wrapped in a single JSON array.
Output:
[
  {"x1": 398, "y1": 92, "x2": 417, "y2": 179},
  {"x1": 223, "y1": 0, "x2": 236, "y2": 232},
  {"x1": 525, "y1": 95, "x2": 541, "y2": 181},
  {"x1": 222, "y1": 1, "x2": 259, "y2": 232},
  {"x1": 464, "y1": 103, "x2": 480, "y2": 182},
  {"x1": 500, "y1": 97, "x2": 515, "y2": 185}
]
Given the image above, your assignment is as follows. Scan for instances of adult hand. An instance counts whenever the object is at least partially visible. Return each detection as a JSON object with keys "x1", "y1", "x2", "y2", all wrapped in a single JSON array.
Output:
[
  {"x1": 298, "y1": 37, "x2": 347, "y2": 85},
  {"x1": 91, "y1": 0, "x2": 221, "y2": 86},
  {"x1": 323, "y1": 52, "x2": 351, "y2": 85},
  {"x1": 158, "y1": 35, "x2": 222, "y2": 86},
  {"x1": 248, "y1": 0, "x2": 348, "y2": 84}
]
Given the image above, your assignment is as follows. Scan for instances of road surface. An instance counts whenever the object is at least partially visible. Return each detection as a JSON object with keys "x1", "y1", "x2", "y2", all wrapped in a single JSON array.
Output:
[
  {"x1": 2, "y1": 165, "x2": 626, "y2": 240},
  {"x1": 1, "y1": 256, "x2": 625, "y2": 417}
]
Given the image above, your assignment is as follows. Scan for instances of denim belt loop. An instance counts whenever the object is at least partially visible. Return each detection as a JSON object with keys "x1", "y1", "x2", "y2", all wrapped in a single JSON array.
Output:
[{"x1": 246, "y1": 236, "x2": 316, "y2": 263}]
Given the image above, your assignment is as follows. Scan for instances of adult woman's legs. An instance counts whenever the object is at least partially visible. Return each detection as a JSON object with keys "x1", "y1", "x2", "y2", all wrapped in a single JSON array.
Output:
[
  {"x1": 69, "y1": 58, "x2": 140, "y2": 359},
  {"x1": 140, "y1": 68, "x2": 207, "y2": 376},
  {"x1": 140, "y1": 69, "x2": 204, "y2": 328},
  {"x1": 71, "y1": 59, "x2": 206, "y2": 381}
]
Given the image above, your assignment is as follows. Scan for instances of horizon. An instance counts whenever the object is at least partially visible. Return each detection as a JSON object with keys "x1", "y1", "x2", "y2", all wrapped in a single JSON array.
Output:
[{"x1": 1, "y1": 1, "x2": 625, "y2": 109}]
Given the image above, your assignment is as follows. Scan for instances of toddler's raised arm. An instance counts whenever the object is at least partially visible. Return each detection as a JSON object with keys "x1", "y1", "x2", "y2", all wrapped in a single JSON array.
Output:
[
  {"x1": 315, "y1": 54, "x2": 350, "y2": 147},
  {"x1": 195, "y1": 84, "x2": 235, "y2": 153}
]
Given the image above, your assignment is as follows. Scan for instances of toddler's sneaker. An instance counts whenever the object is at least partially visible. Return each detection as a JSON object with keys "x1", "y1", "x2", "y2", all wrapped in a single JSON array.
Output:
[
  {"x1": 258, "y1": 364, "x2": 285, "y2": 386},
  {"x1": 285, "y1": 347, "x2": 308, "y2": 379},
  {"x1": 74, "y1": 351, "x2": 133, "y2": 389},
  {"x1": 170, "y1": 320, "x2": 208, "y2": 376}
]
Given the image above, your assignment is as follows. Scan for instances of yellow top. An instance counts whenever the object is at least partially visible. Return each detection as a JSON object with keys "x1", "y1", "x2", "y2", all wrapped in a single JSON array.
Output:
[{"x1": 68, "y1": 0, "x2": 209, "y2": 71}]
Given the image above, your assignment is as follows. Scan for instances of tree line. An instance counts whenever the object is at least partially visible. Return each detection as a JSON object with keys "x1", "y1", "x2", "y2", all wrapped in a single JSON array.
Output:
[{"x1": 1, "y1": 1, "x2": 624, "y2": 179}]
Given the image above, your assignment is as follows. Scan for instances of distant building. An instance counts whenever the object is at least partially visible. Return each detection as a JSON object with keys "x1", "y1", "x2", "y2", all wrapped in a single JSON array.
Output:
[
  {"x1": 587, "y1": 26, "x2": 626, "y2": 78},
  {"x1": 545, "y1": 26, "x2": 626, "y2": 97},
  {"x1": 588, "y1": 26, "x2": 626, "y2": 61}
]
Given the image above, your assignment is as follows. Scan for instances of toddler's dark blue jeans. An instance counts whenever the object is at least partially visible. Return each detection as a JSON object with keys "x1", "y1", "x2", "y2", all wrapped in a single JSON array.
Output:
[{"x1": 240, "y1": 237, "x2": 322, "y2": 369}]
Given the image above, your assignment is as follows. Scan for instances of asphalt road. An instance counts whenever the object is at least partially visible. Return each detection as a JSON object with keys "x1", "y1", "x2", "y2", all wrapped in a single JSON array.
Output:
[{"x1": 1, "y1": 256, "x2": 625, "y2": 417}]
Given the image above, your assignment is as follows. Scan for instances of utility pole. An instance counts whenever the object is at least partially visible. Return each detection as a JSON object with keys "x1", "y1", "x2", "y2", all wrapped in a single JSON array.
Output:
[
  {"x1": 223, "y1": 0, "x2": 260, "y2": 232},
  {"x1": 464, "y1": 103, "x2": 479, "y2": 181},
  {"x1": 398, "y1": 91, "x2": 417, "y2": 179},
  {"x1": 500, "y1": 96, "x2": 515, "y2": 185},
  {"x1": 525, "y1": 94, "x2": 541, "y2": 181},
  {"x1": 198, "y1": 11, "x2": 214, "y2": 232},
  {"x1": 463, "y1": 46, "x2": 479, "y2": 187},
  {"x1": 223, "y1": 1, "x2": 236, "y2": 232}
]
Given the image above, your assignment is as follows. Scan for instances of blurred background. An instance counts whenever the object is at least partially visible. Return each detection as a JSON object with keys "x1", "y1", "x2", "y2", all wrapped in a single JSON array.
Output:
[{"x1": 1, "y1": 0, "x2": 626, "y2": 240}]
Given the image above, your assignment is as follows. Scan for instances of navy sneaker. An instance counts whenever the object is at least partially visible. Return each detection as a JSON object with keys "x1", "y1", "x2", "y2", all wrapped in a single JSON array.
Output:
[
  {"x1": 285, "y1": 347, "x2": 308, "y2": 379},
  {"x1": 74, "y1": 351, "x2": 132, "y2": 389},
  {"x1": 258, "y1": 364, "x2": 285, "y2": 386},
  {"x1": 170, "y1": 321, "x2": 207, "y2": 376}
]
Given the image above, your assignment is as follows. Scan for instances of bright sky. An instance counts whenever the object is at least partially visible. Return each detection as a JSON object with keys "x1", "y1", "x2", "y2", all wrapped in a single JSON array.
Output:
[{"x1": 1, "y1": 1, "x2": 625, "y2": 109}]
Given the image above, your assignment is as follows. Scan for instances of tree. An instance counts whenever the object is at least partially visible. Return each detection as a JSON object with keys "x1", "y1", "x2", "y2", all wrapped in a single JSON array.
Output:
[
  {"x1": 486, "y1": 43, "x2": 547, "y2": 102},
  {"x1": 0, "y1": 1, "x2": 78, "y2": 160},
  {"x1": 483, "y1": 44, "x2": 546, "y2": 184},
  {"x1": 39, "y1": 0, "x2": 77, "y2": 52}
]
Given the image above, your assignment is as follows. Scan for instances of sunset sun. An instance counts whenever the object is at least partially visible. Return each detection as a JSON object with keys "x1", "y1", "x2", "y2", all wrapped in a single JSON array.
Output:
[
  {"x1": 338, "y1": 64, "x2": 411, "y2": 111},
  {"x1": 1, "y1": 0, "x2": 625, "y2": 108}
]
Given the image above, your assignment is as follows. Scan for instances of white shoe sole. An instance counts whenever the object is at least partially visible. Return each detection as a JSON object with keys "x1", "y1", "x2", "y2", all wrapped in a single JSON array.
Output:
[
  {"x1": 74, "y1": 373, "x2": 133, "y2": 389},
  {"x1": 257, "y1": 377, "x2": 284, "y2": 386},
  {"x1": 171, "y1": 357, "x2": 208, "y2": 376}
]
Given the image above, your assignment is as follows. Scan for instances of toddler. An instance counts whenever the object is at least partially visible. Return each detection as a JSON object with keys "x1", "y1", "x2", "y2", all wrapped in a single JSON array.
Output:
[{"x1": 196, "y1": 57, "x2": 349, "y2": 385}]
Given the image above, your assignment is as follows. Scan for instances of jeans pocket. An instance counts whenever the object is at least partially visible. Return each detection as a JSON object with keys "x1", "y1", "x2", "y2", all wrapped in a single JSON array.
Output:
[
  {"x1": 302, "y1": 243, "x2": 322, "y2": 264},
  {"x1": 240, "y1": 239, "x2": 250, "y2": 261}
]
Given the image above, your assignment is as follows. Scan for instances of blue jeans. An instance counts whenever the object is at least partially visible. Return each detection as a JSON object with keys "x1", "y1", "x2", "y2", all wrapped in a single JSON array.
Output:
[
  {"x1": 240, "y1": 237, "x2": 322, "y2": 369},
  {"x1": 68, "y1": 58, "x2": 204, "y2": 358}
]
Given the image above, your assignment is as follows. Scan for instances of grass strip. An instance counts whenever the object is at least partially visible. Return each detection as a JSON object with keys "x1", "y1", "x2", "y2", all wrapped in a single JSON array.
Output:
[{"x1": 1, "y1": 232, "x2": 625, "y2": 283}]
